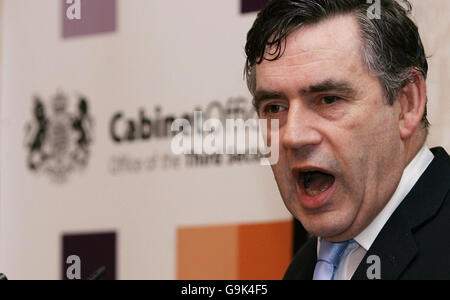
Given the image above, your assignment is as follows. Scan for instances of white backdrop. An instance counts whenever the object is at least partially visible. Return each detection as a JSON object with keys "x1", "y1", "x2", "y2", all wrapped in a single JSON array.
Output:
[{"x1": 0, "y1": 0, "x2": 289, "y2": 280}]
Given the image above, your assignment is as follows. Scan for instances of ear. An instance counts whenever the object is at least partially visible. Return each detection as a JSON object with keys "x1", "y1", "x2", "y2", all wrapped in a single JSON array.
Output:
[{"x1": 397, "y1": 69, "x2": 427, "y2": 140}]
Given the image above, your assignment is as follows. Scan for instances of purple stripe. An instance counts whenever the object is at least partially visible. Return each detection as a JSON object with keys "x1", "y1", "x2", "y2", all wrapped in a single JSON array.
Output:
[
  {"x1": 241, "y1": 0, "x2": 269, "y2": 14},
  {"x1": 62, "y1": 232, "x2": 116, "y2": 280}
]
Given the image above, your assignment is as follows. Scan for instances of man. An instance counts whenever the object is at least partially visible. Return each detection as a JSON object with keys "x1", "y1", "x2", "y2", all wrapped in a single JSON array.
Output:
[{"x1": 245, "y1": 0, "x2": 449, "y2": 280}]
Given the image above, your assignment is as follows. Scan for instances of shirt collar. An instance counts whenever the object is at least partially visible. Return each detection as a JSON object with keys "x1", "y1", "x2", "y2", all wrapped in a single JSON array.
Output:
[{"x1": 354, "y1": 145, "x2": 435, "y2": 251}]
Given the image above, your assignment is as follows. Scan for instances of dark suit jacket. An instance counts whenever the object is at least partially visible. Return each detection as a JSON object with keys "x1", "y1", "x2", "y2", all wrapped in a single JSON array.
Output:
[{"x1": 284, "y1": 147, "x2": 450, "y2": 280}]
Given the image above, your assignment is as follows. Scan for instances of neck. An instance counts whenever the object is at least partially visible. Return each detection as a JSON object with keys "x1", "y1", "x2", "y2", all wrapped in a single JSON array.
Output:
[{"x1": 403, "y1": 129, "x2": 427, "y2": 168}]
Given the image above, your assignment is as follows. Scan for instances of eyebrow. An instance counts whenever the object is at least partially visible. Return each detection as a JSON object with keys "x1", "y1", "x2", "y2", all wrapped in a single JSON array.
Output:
[
  {"x1": 253, "y1": 90, "x2": 288, "y2": 109},
  {"x1": 300, "y1": 79, "x2": 357, "y2": 96},
  {"x1": 253, "y1": 79, "x2": 357, "y2": 109}
]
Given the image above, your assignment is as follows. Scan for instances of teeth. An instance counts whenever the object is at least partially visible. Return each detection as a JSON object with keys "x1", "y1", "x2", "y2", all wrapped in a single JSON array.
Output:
[
  {"x1": 305, "y1": 184, "x2": 331, "y2": 197},
  {"x1": 303, "y1": 171, "x2": 333, "y2": 197},
  {"x1": 305, "y1": 188, "x2": 322, "y2": 197},
  {"x1": 320, "y1": 184, "x2": 331, "y2": 192}
]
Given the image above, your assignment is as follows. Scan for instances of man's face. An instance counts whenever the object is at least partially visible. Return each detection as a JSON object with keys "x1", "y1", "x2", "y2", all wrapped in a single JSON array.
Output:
[{"x1": 255, "y1": 15, "x2": 405, "y2": 242}]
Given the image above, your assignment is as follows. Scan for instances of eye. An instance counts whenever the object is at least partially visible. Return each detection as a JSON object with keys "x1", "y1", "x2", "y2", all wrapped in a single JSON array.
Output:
[
  {"x1": 321, "y1": 96, "x2": 341, "y2": 105},
  {"x1": 261, "y1": 104, "x2": 286, "y2": 116}
]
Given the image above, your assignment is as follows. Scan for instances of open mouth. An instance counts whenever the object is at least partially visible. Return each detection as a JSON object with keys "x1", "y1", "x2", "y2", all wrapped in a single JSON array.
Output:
[{"x1": 299, "y1": 170, "x2": 336, "y2": 197}]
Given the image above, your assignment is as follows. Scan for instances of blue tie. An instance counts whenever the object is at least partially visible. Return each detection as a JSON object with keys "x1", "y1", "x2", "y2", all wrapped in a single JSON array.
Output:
[{"x1": 313, "y1": 239, "x2": 353, "y2": 280}]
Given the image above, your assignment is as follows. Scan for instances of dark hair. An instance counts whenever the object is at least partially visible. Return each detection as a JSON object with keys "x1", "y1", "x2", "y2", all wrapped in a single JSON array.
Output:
[{"x1": 245, "y1": 0, "x2": 430, "y2": 128}]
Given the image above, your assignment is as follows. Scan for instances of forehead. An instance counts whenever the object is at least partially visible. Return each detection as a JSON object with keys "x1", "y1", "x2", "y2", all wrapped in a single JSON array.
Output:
[{"x1": 255, "y1": 14, "x2": 366, "y2": 90}]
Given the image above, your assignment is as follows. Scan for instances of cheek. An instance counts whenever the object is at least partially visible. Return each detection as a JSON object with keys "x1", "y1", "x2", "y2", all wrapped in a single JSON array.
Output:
[
  {"x1": 271, "y1": 158, "x2": 296, "y2": 201},
  {"x1": 362, "y1": 108, "x2": 400, "y2": 162},
  {"x1": 271, "y1": 156, "x2": 290, "y2": 187},
  {"x1": 336, "y1": 98, "x2": 398, "y2": 152},
  {"x1": 332, "y1": 107, "x2": 401, "y2": 207}
]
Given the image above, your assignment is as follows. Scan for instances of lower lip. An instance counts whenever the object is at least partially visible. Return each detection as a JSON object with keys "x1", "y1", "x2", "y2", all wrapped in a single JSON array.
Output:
[{"x1": 297, "y1": 180, "x2": 336, "y2": 210}]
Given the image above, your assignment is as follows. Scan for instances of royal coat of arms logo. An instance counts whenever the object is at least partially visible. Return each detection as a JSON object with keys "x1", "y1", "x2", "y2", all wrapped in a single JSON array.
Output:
[{"x1": 25, "y1": 91, "x2": 94, "y2": 183}]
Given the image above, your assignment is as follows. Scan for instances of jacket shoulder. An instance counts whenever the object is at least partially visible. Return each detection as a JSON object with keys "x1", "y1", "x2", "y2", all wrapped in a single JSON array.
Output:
[
  {"x1": 353, "y1": 147, "x2": 450, "y2": 280},
  {"x1": 401, "y1": 187, "x2": 450, "y2": 279}
]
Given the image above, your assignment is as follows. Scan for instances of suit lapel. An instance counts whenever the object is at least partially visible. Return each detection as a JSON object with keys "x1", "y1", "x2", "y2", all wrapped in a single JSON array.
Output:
[
  {"x1": 284, "y1": 237, "x2": 317, "y2": 280},
  {"x1": 352, "y1": 147, "x2": 450, "y2": 280},
  {"x1": 297, "y1": 238, "x2": 317, "y2": 280},
  {"x1": 351, "y1": 208, "x2": 418, "y2": 280}
]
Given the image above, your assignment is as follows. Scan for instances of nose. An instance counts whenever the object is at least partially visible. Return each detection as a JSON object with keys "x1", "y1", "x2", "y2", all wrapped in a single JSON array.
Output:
[{"x1": 281, "y1": 100, "x2": 322, "y2": 150}]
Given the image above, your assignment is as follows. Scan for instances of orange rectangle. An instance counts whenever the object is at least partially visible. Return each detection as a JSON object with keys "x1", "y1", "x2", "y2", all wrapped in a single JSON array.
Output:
[
  {"x1": 177, "y1": 220, "x2": 293, "y2": 280},
  {"x1": 177, "y1": 225, "x2": 239, "y2": 280},
  {"x1": 238, "y1": 221, "x2": 293, "y2": 280}
]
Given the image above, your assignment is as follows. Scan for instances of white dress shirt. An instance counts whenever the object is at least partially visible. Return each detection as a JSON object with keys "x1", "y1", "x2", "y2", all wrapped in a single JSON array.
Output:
[{"x1": 317, "y1": 146, "x2": 435, "y2": 280}]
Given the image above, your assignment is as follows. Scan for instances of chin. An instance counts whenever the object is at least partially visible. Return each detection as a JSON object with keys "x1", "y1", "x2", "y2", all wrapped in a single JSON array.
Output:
[{"x1": 299, "y1": 209, "x2": 357, "y2": 241}]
